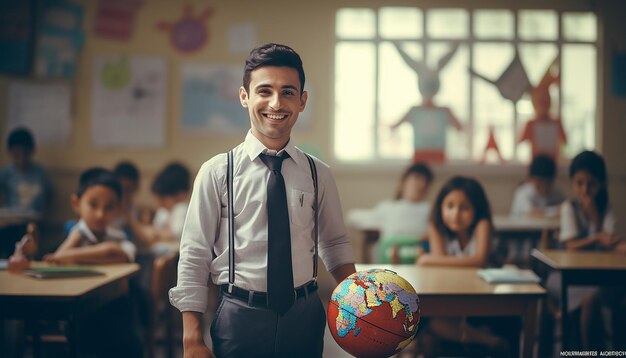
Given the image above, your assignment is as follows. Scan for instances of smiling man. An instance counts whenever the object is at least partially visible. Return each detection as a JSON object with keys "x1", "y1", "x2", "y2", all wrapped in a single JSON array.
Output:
[{"x1": 169, "y1": 43, "x2": 356, "y2": 358}]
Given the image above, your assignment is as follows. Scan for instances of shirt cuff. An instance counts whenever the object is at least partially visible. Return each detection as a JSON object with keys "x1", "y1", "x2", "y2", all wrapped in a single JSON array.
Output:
[
  {"x1": 322, "y1": 241, "x2": 356, "y2": 273},
  {"x1": 169, "y1": 285, "x2": 209, "y2": 313}
]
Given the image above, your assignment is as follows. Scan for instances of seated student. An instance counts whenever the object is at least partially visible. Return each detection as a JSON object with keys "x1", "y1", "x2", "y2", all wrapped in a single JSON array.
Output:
[
  {"x1": 0, "y1": 127, "x2": 53, "y2": 258},
  {"x1": 127, "y1": 162, "x2": 190, "y2": 254},
  {"x1": 44, "y1": 167, "x2": 142, "y2": 357},
  {"x1": 111, "y1": 161, "x2": 141, "y2": 235},
  {"x1": 511, "y1": 154, "x2": 564, "y2": 217},
  {"x1": 418, "y1": 176, "x2": 516, "y2": 356},
  {"x1": 347, "y1": 163, "x2": 433, "y2": 263},
  {"x1": 544, "y1": 151, "x2": 625, "y2": 350},
  {"x1": 45, "y1": 167, "x2": 135, "y2": 264}
]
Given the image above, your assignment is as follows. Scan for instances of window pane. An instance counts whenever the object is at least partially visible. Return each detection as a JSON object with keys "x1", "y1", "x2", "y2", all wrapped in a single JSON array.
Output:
[
  {"x1": 519, "y1": 10, "x2": 557, "y2": 40},
  {"x1": 562, "y1": 44, "x2": 596, "y2": 158},
  {"x1": 427, "y1": 9, "x2": 468, "y2": 38},
  {"x1": 336, "y1": 8, "x2": 375, "y2": 38},
  {"x1": 378, "y1": 41, "x2": 421, "y2": 158},
  {"x1": 379, "y1": 7, "x2": 422, "y2": 39},
  {"x1": 473, "y1": 44, "x2": 515, "y2": 161},
  {"x1": 474, "y1": 10, "x2": 514, "y2": 39},
  {"x1": 428, "y1": 43, "x2": 469, "y2": 160},
  {"x1": 334, "y1": 42, "x2": 376, "y2": 160},
  {"x1": 563, "y1": 12, "x2": 596, "y2": 42}
]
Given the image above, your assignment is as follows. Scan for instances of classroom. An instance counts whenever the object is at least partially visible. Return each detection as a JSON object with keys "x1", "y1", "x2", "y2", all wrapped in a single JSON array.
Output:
[{"x1": 1, "y1": 0, "x2": 626, "y2": 357}]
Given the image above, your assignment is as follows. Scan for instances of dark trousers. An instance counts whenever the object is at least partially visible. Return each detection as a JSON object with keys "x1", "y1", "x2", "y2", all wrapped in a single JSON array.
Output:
[{"x1": 210, "y1": 291, "x2": 325, "y2": 358}]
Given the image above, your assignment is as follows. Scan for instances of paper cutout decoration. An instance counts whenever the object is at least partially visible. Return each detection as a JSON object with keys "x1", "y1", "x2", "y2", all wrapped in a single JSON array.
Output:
[
  {"x1": 157, "y1": 5, "x2": 214, "y2": 53},
  {"x1": 0, "y1": 1, "x2": 36, "y2": 75},
  {"x1": 469, "y1": 52, "x2": 531, "y2": 103},
  {"x1": 34, "y1": 0, "x2": 85, "y2": 78},
  {"x1": 391, "y1": 41, "x2": 463, "y2": 163},
  {"x1": 519, "y1": 56, "x2": 567, "y2": 161},
  {"x1": 94, "y1": 0, "x2": 142, "y2": 40},
  {"x1": 480, "y1": 125, "x2": 504, "y2": 164}
]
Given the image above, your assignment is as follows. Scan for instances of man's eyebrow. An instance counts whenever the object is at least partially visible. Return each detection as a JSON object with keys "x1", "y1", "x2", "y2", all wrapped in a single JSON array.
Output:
[{"x1": 255, "y1": 83, "x2": 300, "y2": 91}]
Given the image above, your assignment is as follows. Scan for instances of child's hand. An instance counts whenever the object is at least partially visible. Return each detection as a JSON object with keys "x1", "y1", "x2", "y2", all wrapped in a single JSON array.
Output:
[
  {"x1": 594, "y1": 232, "x2": 620, "y2": 249},
  {"x1": 43, "y1": 253, "x2": 75, "y2": 265},
  {"x1": 417, "y1": 254, "x2": 433, "y2": 266}
]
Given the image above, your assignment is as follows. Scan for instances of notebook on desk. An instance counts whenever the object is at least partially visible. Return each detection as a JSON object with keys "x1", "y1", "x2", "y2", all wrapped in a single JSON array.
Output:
[
  {"x1": 478, "y1": 268, "x2": 540, "y2": 284},
  {"x1": 25, "y1": 266, "x2": 105, "y2": 279}
]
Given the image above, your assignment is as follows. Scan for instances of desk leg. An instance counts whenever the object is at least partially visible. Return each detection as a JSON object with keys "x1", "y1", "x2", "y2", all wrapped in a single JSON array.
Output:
[
  {"x1": 522, "y1": 299, "x2": 538, "y2": 358},
  {"x1": 561, "y1": 275, "x2": 569, "y2": 350},
  {"x1": 68, "y1": 318, "x2": 79, "y2": 358}
]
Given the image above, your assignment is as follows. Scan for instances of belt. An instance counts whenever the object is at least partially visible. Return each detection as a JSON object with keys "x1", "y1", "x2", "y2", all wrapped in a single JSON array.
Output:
[{"x1": 221, "y1": 281, "x2": 318, "y2": 307}]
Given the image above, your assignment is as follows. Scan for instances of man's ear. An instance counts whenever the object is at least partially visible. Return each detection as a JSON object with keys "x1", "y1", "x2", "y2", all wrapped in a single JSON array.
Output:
[
  {"x1": 299, "y1": 90, "x2": 308, "y2": 112},
  {"x1": 239, "y1": 86, "x2": 249, "y2": 108},
  {"x1": 71, "y1": 194, "x2": 80, "y2": 214}
]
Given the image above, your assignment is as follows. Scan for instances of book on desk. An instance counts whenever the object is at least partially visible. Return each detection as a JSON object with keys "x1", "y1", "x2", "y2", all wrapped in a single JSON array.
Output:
[
  {"x1": 25, "y1": 266, "x2": 105, "y2": 279},
  {"x1": 477, "y1": 268, "x2": 540, "y2": 284}
]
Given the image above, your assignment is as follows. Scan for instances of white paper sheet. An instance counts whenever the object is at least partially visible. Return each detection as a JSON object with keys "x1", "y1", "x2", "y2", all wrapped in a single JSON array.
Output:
[
  {"x1": 90, "y1": 56, "x2": 166, "y2": 147},
  {"x1": 7, "y1": 82, "x2": 72, "y2": 145}
]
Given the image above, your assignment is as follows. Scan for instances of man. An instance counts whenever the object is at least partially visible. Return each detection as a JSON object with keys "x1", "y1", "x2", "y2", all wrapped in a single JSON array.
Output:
[{"x1": 169, "y1": 43, "x2": 356, "y2": 358}]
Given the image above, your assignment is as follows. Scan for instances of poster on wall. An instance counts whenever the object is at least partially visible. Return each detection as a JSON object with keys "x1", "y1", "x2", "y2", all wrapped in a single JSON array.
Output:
[
  {"x1": 7, "y1": 82, "x2": 72, "y2": 145},
  {"x1": 91, "y1": 56, "x2": 166, "y2": 148},
  {"x1": 0, "y1": 0, "x2": 36, "y2": 75},
  {"x1": 34, "y1": 0, "x2": 85, "y2": 78},
  {"x1": 181, "y1": 63, "x2": 246, "y2": 133},
  {"x1": 93, "y1": 0, "x2": 142, "y2": 41}
]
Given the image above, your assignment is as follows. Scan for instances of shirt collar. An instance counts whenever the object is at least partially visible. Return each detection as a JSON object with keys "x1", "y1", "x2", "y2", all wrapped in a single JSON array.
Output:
[{"x1": 243, "y1": 130, "x2": 303, "y2": 166}]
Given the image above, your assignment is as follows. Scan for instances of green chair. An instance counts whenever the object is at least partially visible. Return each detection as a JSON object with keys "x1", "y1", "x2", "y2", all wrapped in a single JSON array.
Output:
[{"x1": 377, "y1": 235, "x2": 429, "y2": 264}]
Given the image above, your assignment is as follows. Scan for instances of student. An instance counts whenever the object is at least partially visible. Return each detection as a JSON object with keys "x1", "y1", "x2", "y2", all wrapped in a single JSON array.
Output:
[
  {"x1": 0, "y1": 127, "x2": 53, "y2": 257},
  {"x1": 0, "y1": 127, "x2": 53, "y2": 215},
  {"x1": 348, "y1": 162, "x2": 433, "y2": 263},
  {"x1": 127, "y1": 162, "x2": 190, "y2": 254},
  {"x1": 418, "y1": 176, "x2": 513, "y2": 355},
  {"x1": 546, "y1": 150, "x2": 624, "y2": 349},
  {"x1": 169, "y1": 43, "x2": 356, "y2": 358},
  {"x1": 44, "y1": 167, "x2": 142, "y2": 357},
  {"x1": 45, "y1": 167, "x2": 135, "y2": 264},
  {"x1": 112, "y1": 160, "x2": 141, "y2": 234},
  {"x1": 511, "y1": 154, "x2": 564, "y2": 217}
]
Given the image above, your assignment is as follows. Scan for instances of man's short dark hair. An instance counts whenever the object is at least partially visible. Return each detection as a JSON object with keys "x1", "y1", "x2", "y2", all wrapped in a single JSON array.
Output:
[
  {"x1": 114, "y1": 161, "x2": 140, "y2": 184},
  {"x1": 243, "y1": 43, "x2": 305, "y2": 94},
  {"x1": 529, "y1": 154, "x2": 557, "y2": 180},
  {"x1": 151, "y1": 162, "x2": 190, "y2": 196},
  {"x1": 76, "y1": 167, "x2": 122, "y2": 200},
  {"x1": 7, "y1": 127, "x2": 35, "y2": 151}
]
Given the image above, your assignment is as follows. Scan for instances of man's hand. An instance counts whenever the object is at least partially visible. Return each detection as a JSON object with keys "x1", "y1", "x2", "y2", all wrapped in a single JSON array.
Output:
[{"x1": 183, "y1": 341, "x2": 215, "y2": 358}]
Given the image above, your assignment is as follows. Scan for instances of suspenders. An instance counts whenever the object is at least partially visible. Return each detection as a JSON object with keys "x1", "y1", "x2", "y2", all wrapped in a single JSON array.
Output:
[{"x1": 226, "y1": 150, "x2": 319, "y2": 293}]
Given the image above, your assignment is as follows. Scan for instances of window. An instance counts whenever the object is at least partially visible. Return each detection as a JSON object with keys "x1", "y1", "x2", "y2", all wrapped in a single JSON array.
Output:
[{"x1": 334, "y1": 7, "x2": 597, "y2": 164}]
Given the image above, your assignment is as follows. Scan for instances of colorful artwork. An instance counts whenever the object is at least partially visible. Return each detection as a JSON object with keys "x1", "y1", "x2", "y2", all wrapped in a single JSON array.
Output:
[
  {"x1": 91, "y1": 56, "x2": 167, "y2": 147},
  {"x1": 157, "y1": 5, "x2": 214, "y2": 53},
  {"x1": 34, "y1": 0, "x2": 85, "y2": 78},
  {"x1": 391, "y1": 41, "x2": 462, "y2": 163},
  {"x1": 93, "y1": 0, "x2": 142, "y2": 41},
  {"x1": 519, "y1": 57, "x2": 567, "y2": 161}
]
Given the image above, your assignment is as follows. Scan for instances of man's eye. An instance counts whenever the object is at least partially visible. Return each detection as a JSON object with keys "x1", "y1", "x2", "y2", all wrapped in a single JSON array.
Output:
[{"x1": 282, "y1": 90, "x2": 295, "y2": 96}]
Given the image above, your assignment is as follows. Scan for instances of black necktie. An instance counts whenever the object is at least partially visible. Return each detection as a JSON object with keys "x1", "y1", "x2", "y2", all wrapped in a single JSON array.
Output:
[{"x1": 259, "y1": 153, "x2": 294, "y2": 315}]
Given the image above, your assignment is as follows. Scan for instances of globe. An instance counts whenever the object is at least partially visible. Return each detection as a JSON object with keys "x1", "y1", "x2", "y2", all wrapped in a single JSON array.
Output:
[{"x1": 327, "y1": 269, "x2": 420, "y2": 358}]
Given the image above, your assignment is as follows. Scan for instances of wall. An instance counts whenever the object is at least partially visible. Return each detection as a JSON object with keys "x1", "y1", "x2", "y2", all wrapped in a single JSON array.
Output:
[{"x1": 1, "y1": 0, "x2": 624, "y2": 254}]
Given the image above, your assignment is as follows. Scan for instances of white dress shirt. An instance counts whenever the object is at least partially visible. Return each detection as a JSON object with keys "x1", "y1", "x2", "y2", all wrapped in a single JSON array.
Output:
[
  {"x1": 510, "y1": 182, "x2": 564, "y2": 217},
  {"x1": 169, "y1": 132, "x2": 355, "y2": 313},
  {"x1": 71, "y1": 219, "x2": 136, "y2": 262},
  {"x1": 559, "y1": 200, "x2": 615, "y2": 242}
]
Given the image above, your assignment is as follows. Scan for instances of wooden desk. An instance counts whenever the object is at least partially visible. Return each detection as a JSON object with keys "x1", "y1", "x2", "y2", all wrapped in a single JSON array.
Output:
[
  {"x1": 350, "y1": 215, "x2": 560, "y2": 264},
  {"x1": 356, "y1": 264, "x2": 545, "y2": 358},
  {"x1": 0, "y1": 263, "x2": 139, "y2": 357},
  {"x1": 531, "y1": 249, "x2": 626, "y2": 350}
]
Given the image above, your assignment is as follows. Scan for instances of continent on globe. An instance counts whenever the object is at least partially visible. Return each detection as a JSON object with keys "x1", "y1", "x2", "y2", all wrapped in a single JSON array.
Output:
[{"x1": 328, "y1": 269, "x2": 420, "y2": 358}]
